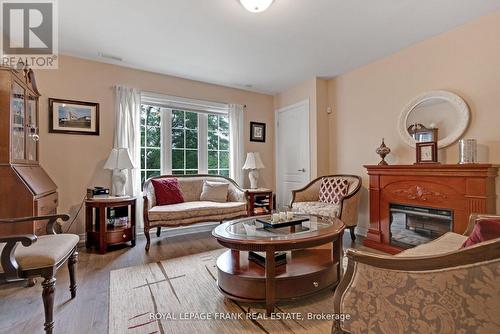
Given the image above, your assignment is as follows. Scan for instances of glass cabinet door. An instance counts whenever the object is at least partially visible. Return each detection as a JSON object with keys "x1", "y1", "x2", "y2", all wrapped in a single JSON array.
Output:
[
  {"x1": 11, "y1": 82, "x2": 25, "y2": 161},
  {"x1": 26, "y1": 94, "x2": 38, "y2": 162}
]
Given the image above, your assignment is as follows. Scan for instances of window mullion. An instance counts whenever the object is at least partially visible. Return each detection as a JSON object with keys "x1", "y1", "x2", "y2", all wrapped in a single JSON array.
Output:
[
  {"x1": 161, "y1": 108, "x2": 172, "y2": 175},
  {"x1": 198, "y1": 113, "x2": 208, "y2": 174},
  {"x1": 218, "y1": 116, "x2": 221, "y2": 174},
  {"x1": 183, "y1": 112, "x2": 187, "y2": 173}
]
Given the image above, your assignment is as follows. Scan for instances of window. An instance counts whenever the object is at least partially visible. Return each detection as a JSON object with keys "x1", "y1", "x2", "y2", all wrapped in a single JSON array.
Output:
[
  {"x1": 140, "y1": 102, "x2": 231, "y2": 184},
  {"x1": 140, "y1": 105, "x2": 161, "y2": 184},
  {"x1": 171, "y1": 110, "x2": 198, "y2": 175},
  {"x1": 208, "y1": 114, "x2": 230, "y2": 177}
]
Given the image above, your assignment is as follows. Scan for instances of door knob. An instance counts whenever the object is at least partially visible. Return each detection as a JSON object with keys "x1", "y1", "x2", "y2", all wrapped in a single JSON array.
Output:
[{"x1": 297, "y1": 168, "x2": 306, "y2": 172}]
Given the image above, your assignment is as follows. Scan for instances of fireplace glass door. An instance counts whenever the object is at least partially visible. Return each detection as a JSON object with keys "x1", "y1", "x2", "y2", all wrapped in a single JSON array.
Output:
[{"x1": 390, "y1": 204, "x2": 453, "y2": 249}]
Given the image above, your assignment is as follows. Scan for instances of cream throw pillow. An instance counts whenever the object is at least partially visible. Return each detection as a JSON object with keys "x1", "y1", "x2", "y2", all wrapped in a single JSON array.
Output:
[{"x1": 200, "y1": 181, "x2": 229, "y2": 202}]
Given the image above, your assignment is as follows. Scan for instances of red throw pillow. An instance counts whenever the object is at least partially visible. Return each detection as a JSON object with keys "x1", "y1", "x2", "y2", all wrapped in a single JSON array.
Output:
[
  {"x1": 319, "y1": 177, "x2": 349, "y2": 205},
  {"x1": 151, "y1": 178, "x2": 184, "y2": 206},
  {"x1": 462, "y1": 218, "x2": 500, "y2": 248}
]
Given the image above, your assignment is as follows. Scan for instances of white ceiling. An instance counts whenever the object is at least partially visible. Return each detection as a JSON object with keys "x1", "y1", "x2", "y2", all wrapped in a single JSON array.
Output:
[{"x1": 59, "y1": 0, "x2": 500, "y2": 94}]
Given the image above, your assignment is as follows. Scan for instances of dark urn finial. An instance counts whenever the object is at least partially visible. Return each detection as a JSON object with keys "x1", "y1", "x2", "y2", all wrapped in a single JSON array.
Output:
[{"x1": 376, "y1": 138, "x2": 391, "y2": 165}]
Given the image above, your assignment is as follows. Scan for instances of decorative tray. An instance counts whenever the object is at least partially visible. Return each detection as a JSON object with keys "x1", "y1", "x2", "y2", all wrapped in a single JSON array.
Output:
[{"x1": 256, "y1": 217, "x2": 309, "y2": 228}]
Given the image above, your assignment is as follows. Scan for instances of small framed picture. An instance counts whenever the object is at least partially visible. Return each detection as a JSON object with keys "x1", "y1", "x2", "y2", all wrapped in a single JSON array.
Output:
[
  {"x1": 49, "y1": 98, "x2": 100, "y2": 135},
  {"x1": 416, "y1": 141, "x2": 438, "y2": 164},
  {"x1": 250, "y1": 122, "x2": 266, "y2": 142}
]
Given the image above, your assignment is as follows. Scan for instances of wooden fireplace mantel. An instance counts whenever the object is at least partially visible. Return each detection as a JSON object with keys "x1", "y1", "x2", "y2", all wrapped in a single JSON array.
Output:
[{"x1": 363, "y1": 164, "x2": 498, "y2": 254}]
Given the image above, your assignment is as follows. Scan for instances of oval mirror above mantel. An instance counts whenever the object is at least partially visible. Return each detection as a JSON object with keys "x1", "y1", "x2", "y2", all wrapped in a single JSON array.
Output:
[{"x1": 398, "y1": 90, "x2": 470, "y2": 149}]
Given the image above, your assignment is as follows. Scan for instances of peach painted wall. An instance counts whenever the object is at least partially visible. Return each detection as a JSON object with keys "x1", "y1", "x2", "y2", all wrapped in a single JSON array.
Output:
[
  {"x1": 328, "y1": 10, "x2": 500, "y2": 235},
  {"x1": 35, "y1": 55, "x2": 274, "y2": 235},
  {"x1": 273, "y1": 77, "x2": 330, "y2": 178}
]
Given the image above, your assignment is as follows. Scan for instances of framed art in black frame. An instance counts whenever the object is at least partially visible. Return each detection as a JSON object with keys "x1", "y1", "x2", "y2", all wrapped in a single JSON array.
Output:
[
  {"x1": 49, "y1": 98, "x2": 100, "y2": 135},
  {"x1": 250, "y1": 122, "x2": 266, "y2": 142},
  {"x1": 416, "y1": 141, "x2": 438, "y2": 164}
]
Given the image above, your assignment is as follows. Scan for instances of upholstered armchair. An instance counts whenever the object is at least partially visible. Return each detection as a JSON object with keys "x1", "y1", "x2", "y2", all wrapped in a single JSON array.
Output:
[
  {"x1": 0, "y1": 214, "x2": 79, "y2": 334},
  {"x1": 290, "y1": 175, "x2": 361, "y2": 241},
  {"x1": 332, "y1": 214, "x2": 500, "y2": 334}
]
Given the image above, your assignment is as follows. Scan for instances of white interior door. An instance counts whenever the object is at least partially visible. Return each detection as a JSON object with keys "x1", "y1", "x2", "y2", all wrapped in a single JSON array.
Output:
[{"x1": 275, "y1": 100, "x2": 310, "y2": 209}]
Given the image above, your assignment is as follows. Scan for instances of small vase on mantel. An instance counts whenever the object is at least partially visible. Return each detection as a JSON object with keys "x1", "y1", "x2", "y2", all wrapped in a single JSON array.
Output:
[{"x1": 376, "y1": 138, "x2": 391, "y2": 165}]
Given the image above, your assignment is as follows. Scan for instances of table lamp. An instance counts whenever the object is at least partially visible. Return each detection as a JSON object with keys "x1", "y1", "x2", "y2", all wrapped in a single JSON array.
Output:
[
  {"x1": 242, "y1": 152, "x2": 265, "y2": 189},
  {"x1": 104, "y1": 148, "x2": 134, "y2": 196}
]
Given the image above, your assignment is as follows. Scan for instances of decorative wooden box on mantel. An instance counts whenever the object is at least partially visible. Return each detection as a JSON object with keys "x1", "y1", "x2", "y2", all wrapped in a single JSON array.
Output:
[{"x1": 364, "y1": 164, "x2": 498, "y2": 254}]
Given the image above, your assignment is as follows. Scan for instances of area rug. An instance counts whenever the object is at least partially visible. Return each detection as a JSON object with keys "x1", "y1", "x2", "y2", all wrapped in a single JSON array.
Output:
[{"x1": 109, "y1": 248, "x2": 347, "y2": 334}]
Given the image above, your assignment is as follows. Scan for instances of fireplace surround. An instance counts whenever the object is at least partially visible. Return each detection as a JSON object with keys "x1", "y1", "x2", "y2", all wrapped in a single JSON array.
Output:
[{"x1": 364, "y1": 164, "x2": 498, "y2": 254}]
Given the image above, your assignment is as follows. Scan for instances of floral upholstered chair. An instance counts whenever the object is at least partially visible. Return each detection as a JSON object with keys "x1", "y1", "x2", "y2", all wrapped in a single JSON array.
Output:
[
  {"x1": 332, "y1": 214, "x2": 500, "y2": 334},
  {"x1": 290, "y1": 175, "x2": 361, "y2": 241}
]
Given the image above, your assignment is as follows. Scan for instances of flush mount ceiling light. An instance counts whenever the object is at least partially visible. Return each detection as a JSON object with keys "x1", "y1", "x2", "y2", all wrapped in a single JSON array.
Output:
[{"x1": 240, "y1": 0, "x2": 274, "y2": 13}]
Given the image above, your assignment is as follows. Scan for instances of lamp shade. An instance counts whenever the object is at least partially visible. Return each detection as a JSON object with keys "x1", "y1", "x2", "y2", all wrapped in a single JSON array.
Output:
[
  {"x1": 242, "y1": 152, "x2": 265, "y2": 170},
  {"x1": 104, "y1": 148, "x2": 134, "y2": 170}
]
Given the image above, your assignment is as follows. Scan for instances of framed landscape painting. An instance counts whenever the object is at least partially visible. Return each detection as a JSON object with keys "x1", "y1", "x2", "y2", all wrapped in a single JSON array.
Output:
[{"x1": 49, "y1": 98, "x2": 100, "y2": 135}]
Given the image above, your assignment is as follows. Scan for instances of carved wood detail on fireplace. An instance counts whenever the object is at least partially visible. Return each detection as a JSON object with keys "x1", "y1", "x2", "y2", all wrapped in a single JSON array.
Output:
[
  {"x1": 391, "y1": 185, "x2": 448, "y2": 202},
  {"x1": 364, "y1": 164, "x2": 498, "y2": 254}
]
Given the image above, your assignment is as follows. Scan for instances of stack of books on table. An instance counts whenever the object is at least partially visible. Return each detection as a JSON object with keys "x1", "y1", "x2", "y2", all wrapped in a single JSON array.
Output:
[
  {"x1": 248, "y1": 251, "x2": 287, "y2": 267},
  {"x1": 113, "y1": 217, "x2": 129, "y2": 227},
  {"x1": 107, "y1": 217, "x2": 129, "y2": 228},
  {"x1": 254, "y1": 195, "x2": 271, "y2": 214},
  {"x1": 254, "y1": 207, "x2": 269, "y2": 215}
]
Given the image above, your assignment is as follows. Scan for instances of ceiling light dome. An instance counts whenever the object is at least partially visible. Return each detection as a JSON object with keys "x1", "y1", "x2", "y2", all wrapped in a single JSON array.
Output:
[{"x1": 240, "y1": 0, "x2": 274, "y2": 13}]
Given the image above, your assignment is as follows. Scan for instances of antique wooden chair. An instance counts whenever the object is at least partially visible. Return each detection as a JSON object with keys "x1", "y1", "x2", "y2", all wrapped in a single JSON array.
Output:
[{"x1": 0, "y1": 214, "x2": 79, "y2": 334}]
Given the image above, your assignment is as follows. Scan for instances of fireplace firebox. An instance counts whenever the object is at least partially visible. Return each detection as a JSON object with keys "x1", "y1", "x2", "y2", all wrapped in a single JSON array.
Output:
[{"x1": 390, "y1": 204, "x2": 453, "y2": 249}]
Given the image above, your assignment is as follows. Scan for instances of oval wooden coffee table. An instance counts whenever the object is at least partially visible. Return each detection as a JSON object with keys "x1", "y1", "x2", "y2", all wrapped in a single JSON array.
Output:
[{"x1": 212, "y1": 214, "x2": 345, "y2": 314}]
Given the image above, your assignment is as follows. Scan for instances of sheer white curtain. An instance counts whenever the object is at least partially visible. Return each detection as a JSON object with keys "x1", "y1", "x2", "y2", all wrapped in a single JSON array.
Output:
[
  {"x1": 114, "y1": 86, "x2": 142, "y2": 225},
  {"x1": 229, "y1": 104, "x2": 245, "y2": 186}
]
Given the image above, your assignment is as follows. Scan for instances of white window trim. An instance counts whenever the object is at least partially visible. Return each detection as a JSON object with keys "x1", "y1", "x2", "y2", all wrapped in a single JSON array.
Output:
[
  {"x1": 141, "y1": 91, "x2": 229, "y2": 115},
  {"x1": 198, "y1": 113, "x2": 208, "y2": 174},
  {"x1": 160, "y1": 107, "x2": 172, "y2": 175}
]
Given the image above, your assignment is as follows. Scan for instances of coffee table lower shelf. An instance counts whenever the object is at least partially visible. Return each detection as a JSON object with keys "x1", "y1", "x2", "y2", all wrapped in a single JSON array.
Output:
[{"x1": 216, "y1": 248, "x2": 339, "y2": 305}]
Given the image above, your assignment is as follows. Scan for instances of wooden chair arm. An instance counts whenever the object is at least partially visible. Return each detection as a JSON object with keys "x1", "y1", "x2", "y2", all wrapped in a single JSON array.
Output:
[
  {"x1": 0, "y1": 234, "x2": 37, "y2": 281},
  {"x1": 464, "y1": 213, "x2": 500, "y2": 236},
  {"x1": 0, "y1": 234, "x2": 37, "y2": 245},
  {"x1": 0, "y1": 214, "x2": 70, "y2": 224},
  {"x1": 0, "y1": 214, "x2": 70, "y2": 235}
]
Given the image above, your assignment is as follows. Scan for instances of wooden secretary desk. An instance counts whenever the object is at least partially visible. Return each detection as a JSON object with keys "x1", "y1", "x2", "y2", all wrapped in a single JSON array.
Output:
[{"x1": 0, "y1": 66, "x2": 58, "y2": 236}]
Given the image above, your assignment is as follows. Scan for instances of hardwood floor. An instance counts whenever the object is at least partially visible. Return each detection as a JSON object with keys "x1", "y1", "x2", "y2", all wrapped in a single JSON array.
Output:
[{"x1": 0, "y1": 231, "x2": 364, "y2": 334}]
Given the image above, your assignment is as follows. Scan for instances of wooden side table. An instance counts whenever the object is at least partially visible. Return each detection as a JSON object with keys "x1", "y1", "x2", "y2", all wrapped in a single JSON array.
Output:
[
  {"x1": 85, "y1": 197, "x2": 136, "y2": 254},
  {"x1": 246, "y1": 188, "x2": 273, "y2": 216}
]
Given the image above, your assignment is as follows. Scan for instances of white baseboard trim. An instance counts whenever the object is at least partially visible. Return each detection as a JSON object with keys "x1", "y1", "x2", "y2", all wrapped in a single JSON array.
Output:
[
  {"x1": 77, "y1": 222, "x2": 219, "y2": 247},
  {"x1": 355, "y1": 225, "x2": 368, "y2": 238},
  {"x1": 77, "y1": 233, "x2": 86, "y2": 246},
  {"x1": 138, "y1": 221, "x2": 219, "y2": 238},
  {"x1": 78, "y1": 221, "x2": 367, "y2": 246}
]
